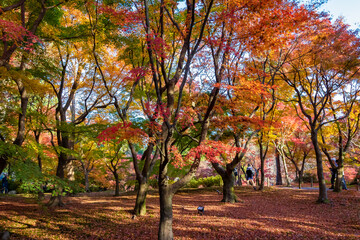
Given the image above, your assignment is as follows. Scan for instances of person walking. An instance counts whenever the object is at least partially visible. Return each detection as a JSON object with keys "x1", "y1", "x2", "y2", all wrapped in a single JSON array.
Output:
[
  {"x1": 330, "y1": 159, "x2": 348, "y2": 190},
  {"x1": 246, "y1": 164, "x2": 256, "y2": 190},
  {"x1": 1, "y1": 174, "x2": 8, "y2": 194}
]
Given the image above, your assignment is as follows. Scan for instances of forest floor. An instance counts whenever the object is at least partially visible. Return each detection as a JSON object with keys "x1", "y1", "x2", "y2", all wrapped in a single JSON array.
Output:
[{"x1": 0, "y1": 185, "x2": 359, "y2": 240}]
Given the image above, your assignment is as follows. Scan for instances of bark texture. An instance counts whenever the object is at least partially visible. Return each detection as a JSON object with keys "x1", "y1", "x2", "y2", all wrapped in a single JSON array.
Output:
[
  {"x1": 158, "y1": 187, "x2": 174, "y2": 240},
  {"x1": 221, "y1": 173, "x2": 237, "y2": 203},
  {"x1": 134, "y1": 181, "x2": 149, "y2": 216}
]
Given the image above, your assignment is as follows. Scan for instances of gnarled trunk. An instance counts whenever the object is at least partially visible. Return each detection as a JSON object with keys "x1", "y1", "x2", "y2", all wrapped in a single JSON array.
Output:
[
  {"x1": 134, "y1": 180, "x2": 148, "y2": 216},
  {"x1": 158, "y1": 186, "x2": 174, "y2": 240},
  {"x1": 212, "y1": 163, "x2": 239, "y2": 202},
  {"x1": 221, "y1": 173, "x2": 237, "y2": 203}
]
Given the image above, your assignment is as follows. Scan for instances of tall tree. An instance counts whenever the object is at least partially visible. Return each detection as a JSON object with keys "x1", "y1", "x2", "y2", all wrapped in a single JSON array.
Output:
[
  {"x1": 278, "y1": 19, "x2": 360, "y2": 202},
  {"x1": 39, "y1": 9, "x2": 113, "y2": 205},
  {"x1": 86, "y1": 1, "x2": 160, "y2": 216},
  {"x1": 0, "y1": 0, "x2": 65, "y2": 174},
  {"x1": 320, "y1": 96, "x2": 360, "y2": 192},
  {"x1": 141, "y1": 0, "x2": 216, "y2": 238}
]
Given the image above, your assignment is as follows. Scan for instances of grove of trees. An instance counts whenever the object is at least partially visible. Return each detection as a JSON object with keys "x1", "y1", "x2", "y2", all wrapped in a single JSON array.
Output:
[{"x1": 1, "y1": 0, "x2": 360, "y2": 239}]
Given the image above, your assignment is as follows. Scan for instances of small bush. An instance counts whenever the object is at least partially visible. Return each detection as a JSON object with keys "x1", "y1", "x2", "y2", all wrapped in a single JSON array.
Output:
[
  {"x1": 200, "y1": 175, "x2": 222, "y2": 187},
  {"x1": 186, "y1": 178, "x2": 200, "y2": 188},
  {"x1": 302, "y1": 172, "x2": 318, "y2": 183},
  {"x1": 185, "y1": 175, "x2": 223, "y2": 188},
  {"x1": 8, "y1": 179, "x2": 20, "y2": 191}
]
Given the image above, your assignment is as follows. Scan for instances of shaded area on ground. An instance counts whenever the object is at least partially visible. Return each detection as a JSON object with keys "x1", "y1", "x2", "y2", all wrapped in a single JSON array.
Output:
[{"x1": 0, "y1": 186, "x2": 359, "y2": 239}]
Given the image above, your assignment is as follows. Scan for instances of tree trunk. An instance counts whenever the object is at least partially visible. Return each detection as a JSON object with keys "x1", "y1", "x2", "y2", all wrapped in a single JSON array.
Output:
[
  {"x1": 35, "y1": 132, "x2": 46, "y2": 201},
  {"x1": 66, "y1": 161, "x2": 75, "y2": 181},
  {"x1": 0, "y1": 81, "x2": 28, "y2": 175},
  {"x1": 114, "y1": 172, "x2": 120, "y2": 196},
  {"x1": 298, "y1": 154, "x2": 307, "y2": 189},
  {"x1": 158, "y1": 186, "x2": 174, "y2": 240},
  {"x1": 221, "y1": 173, "x2": 237, "y2": 203},
  {"x1": 56, "y1": 153, "x2": 67, "y2": 179},
  {"x1": 47, "y1": 195, "x2": 65, "y2": 208},
  {"x1": 84, "y1": 172, "x2": 89, "y2": 192},
  {"x1": 258, "y1": 138, "x2": 266, "y2": 191},
  {"x1": 275, "y1": 148, "x2": 282, "y2": 185},
  {"x1": 255, "y1": 168, "x2": 260, "y2": 187},
  {"x1": 311, "y1": 129, "x2": 328, "y2": 203},
  {"x1": 134, "y1": 179, "x2": 149, "y2": 216},
  {"x1": 238, "y1": 174, "x2": 243, "y2": 186},
  {"x1": 13, "y1": 81, "x2": 28, "y2": 147},
  {"x1": 298, "y1": 170, "x2": 303, "y2": 189},
  {"x1": 47, "y1": 154, "x2": 67, "y2": 207},
  {"x1": 334, "y1": 165, "x2": 344, "y2": 192},
  {"x1": 259, "y1": 157, "x2": 265, "y2": 190},
  {"x1": 281, "y1": 154, "x2": 291, "y2": 187}
]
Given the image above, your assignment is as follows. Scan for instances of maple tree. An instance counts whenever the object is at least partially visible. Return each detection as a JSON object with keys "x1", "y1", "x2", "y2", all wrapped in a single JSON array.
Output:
[
  {"x1": 0, "y1": 0, "x2": 68, "y2": 175},
  {"x1": 28, "y1": 3, "x2": 119, "y2": 206},
  {"x1": 86, "y1": 0, "x2": 159, "y2": 216},
  {"x1": 190, "y1": 0, "x2": 308, "y2": 202},
  {"x1": 98, "y1": 136, "x2": 131, "y2": 196},
  {"x1": 2, "y1": 0, "x2": 360, "y2": 239},
  {"x1": 277, "y1": 17, "x2": 360, "y2": 202},
  {"x1": 25, "y1": 92, "x2": 57, "y2": 199},
  {"x1": 246, "y1": 1, "x2": 321, "y2": 191},
  {"x1": 141, "y1": 0, "x2": 217, "y2": 237},
  {"x1": 320, "y1": 98, "x2": 360, "y2": 192},
  {"x1": 74, "y1": 132, "x2": 103, "y2": 192},
  {"x1": 272, "y1": 113, "x2": 305, "y2": 187},
  {"x1": 282, "y1": 119, "x2": 313, "y2": 189}
]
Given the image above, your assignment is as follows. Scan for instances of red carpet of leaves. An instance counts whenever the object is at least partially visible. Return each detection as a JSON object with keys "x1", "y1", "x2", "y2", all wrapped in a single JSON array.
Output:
[{"x1": 0, "y1": 186, "x2": 359, "y2": 240}]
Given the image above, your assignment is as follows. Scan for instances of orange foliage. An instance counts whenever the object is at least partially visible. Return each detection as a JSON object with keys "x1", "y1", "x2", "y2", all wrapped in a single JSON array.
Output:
[{"x1": 97, "y1": 122, "x2": 148, "y2": 145}]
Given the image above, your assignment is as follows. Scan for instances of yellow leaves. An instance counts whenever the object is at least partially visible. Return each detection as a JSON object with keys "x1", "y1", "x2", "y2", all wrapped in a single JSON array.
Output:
[
  {"x1": 61, "y1": 6, "x2": 88, "y2": 28},
  {"x1": 0, "y1": 67, "x2": 51, "y2": 95},
  {"x1": 0, "y1": 67, "x2": 26, "y2": 82}
]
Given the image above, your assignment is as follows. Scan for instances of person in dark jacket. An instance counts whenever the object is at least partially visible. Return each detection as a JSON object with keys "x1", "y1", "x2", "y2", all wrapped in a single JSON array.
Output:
[
  {"x1": 246, "y1": 164, "x2": 256, "y2": 190},
  {"x1": 330, "y1": 159, "x2": 347, "y2": 190},
  {"x1": 1, "y1": 175, "x2": 8, "y2": 194}
]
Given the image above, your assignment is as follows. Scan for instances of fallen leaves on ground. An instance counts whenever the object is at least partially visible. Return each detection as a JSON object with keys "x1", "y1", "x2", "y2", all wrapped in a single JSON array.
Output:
[{"x1": 0, "y1": 186, "x2": 359, "y2": 239}]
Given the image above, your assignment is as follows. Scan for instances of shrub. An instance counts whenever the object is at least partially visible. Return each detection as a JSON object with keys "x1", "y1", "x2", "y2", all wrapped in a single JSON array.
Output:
[
  {"x1": 185, "y1": 175, "x2": 223, "y2": 188},
  {"x1": 186, "y1": 178, "x2": 200, "y2": 188},
  {"x1": 8, "y1": 179, "x2": 20, "y2": 191},
  {"x1": 302, "y1": 172, "x2": 318, "y2": 183},
  {"x1": 200, "y1": 175, "x2": 222, "y2": 187}
]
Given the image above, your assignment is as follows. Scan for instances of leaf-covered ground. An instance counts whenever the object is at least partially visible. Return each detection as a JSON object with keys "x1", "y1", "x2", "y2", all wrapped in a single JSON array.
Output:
[{"x1": 0, "y1": 186, "x2": 359, "y2": 239}]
